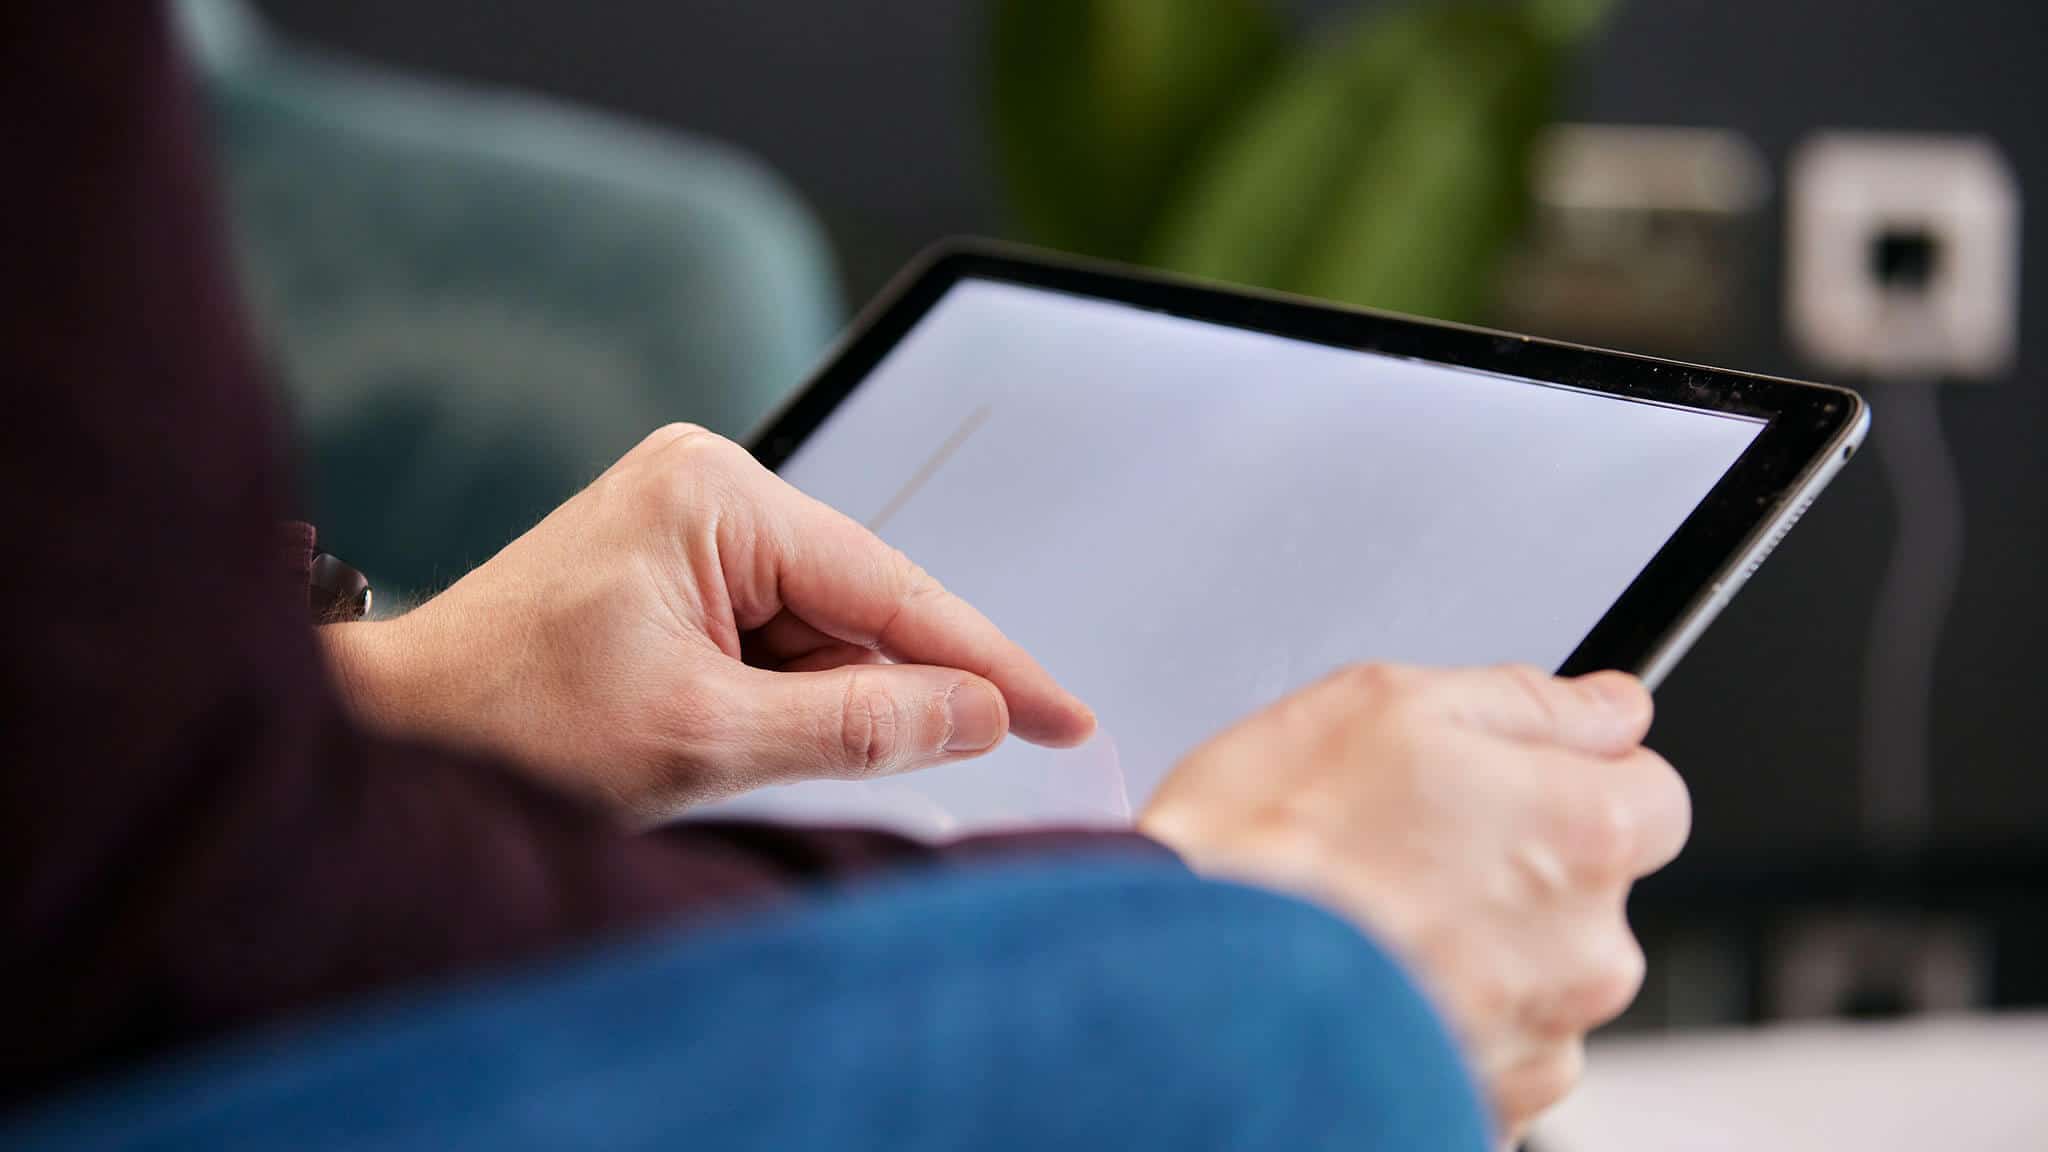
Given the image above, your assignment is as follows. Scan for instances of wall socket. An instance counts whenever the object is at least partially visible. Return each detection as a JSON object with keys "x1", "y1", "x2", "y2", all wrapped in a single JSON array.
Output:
[{"x1": 1788, "y1": 133, "x2": 2020, "y2": 380}]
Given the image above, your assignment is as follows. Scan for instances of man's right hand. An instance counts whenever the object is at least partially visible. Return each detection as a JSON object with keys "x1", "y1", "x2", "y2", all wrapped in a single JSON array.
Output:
[{"x1": 1138, "y1": 664, "x2": 1689, "y2": 1145}]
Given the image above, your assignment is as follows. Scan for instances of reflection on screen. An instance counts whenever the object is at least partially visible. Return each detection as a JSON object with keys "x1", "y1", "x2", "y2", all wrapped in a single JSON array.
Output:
[{"x1": 700, "y1": 279, "x2": 1764, "y2": 836}]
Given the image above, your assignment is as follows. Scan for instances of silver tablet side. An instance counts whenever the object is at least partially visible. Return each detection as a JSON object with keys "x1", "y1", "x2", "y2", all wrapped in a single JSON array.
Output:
[{"x1": 1637, "y1": 399, "x2": 1872, "y2": 690}]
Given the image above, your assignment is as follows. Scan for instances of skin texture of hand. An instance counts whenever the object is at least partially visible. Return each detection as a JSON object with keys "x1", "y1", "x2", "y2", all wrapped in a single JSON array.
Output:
[
  {"x1": 1137, "y1": 664, "x2": 1689, "y2": 1145},
  {"x1": 323, "y1": 424, "x2": 1095, "y2": 818}
]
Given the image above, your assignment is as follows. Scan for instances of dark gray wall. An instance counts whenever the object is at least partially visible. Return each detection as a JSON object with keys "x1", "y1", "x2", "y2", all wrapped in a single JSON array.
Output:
[{"x1": 250, "y1": 0, "x2": 2047, "y2": 871}]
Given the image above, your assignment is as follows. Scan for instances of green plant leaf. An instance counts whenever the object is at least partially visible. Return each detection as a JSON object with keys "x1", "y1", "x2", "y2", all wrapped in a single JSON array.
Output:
[
  {"x1": 1150, "y1": 6, "x2": 1437, "y2": 294},
  {"x1": 1153, "y1": 1, "x2": 1579, "y2": 323},
  {"x1": 1527, "y1": 0, "x2": 1621, "y2": 45},
  {"x1": 1295, "y1": 7, "x2": 1558, "y2": 319},
  {"x1": 990, "y1": 0, "x2": 1284, "y2": 263}
]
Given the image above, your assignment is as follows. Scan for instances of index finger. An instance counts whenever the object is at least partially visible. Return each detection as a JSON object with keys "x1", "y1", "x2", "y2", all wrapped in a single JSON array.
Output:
[
  {"x1": 745, "y1": 466, "x2": 1096, "y2": 748},
  {"x1": 1554, "y1": 745, "x2": 1693, "y2": 881}
]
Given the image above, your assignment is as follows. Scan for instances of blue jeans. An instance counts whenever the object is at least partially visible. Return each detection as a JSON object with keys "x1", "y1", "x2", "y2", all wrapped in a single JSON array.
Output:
[{"x1": 8, "y1": 862, "x2": 1488, "y2": 1151}]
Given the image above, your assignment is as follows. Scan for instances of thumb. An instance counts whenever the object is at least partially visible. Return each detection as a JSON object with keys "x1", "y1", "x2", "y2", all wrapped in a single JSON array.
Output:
[
  {"x1": 1439, "y1": 665, "x2": 1653, "y2": 755},
  {"x1": 738, "y1": 663, "x2": 1012, "y2": 781}
]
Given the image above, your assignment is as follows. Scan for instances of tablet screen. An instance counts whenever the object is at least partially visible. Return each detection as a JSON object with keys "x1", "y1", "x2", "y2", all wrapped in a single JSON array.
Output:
[{"x1": 710, "y1": 278, "x2": 1765, "y2": 834}]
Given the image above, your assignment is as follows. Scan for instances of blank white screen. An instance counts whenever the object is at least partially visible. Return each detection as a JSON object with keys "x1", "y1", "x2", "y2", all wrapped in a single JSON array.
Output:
[{"x1": 704, "y1": 279, "x2": 1762, "y2": 835}]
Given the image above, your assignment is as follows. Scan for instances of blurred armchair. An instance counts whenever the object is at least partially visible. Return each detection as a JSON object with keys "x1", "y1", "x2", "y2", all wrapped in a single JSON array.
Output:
[{"x1": 178, "y1": 0, "x2": 841, "y2": 599}]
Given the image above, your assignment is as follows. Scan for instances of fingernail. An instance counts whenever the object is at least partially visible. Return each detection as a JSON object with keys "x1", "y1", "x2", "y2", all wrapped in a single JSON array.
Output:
[
  {"x1": 1584, "y1": 672, "x2": 1647, "y2": 713},
  {"x1": 944, "y1": 682, "x2": 1004, "y2": 753}
]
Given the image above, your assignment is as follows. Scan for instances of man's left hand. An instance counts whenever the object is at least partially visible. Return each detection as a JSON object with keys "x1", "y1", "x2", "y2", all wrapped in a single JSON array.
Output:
[{"x1": 322, "y1": 424, "x2": 1095, "y2": 818}]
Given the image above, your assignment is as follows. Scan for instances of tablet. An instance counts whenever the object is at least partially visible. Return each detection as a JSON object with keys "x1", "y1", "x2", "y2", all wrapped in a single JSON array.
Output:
[{"x1": 715, "y1": 241, "x2": 1868, "y2": 835}]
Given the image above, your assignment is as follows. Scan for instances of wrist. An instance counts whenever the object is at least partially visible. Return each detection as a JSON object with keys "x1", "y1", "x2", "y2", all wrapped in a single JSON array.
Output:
[
  {"x1": 320, "y1": 618, "x2": 424, "y2": 732},
  {"x1": 318, "y1": 605, "x2": 529, "y2": 770}
]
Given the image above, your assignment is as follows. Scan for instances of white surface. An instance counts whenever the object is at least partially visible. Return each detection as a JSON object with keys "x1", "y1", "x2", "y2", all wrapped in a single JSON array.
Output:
[
  {"x1": 703, "y1": 280, "x2": 1761, "y2": 834},
  {"x1": 1537, "y1": 1015, "x2": 2048, "y2": 1152}
]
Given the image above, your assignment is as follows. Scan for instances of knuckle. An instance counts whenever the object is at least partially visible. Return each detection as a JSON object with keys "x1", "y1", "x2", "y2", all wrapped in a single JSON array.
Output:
[
  {"x1": 1331, "y1": 663, "x2": 1424, "y2": 721},
  {"x1": 1640, "y1": 748, "x2": 1694, "y2": 859},
  {"x1": 642, "y1": 421, "x2": 710, "y2": 450},
  {"x1": 658, "y1": 423, "x2": 744, "y2": 477},
  {"x1": 627, "y1": 425, "x2": 720, "y2": 504},
  {"x1": 633, "y1": 423, "x2": 728, "y2": 474},
  {"x1": 837, "y1": 673, "x2": 902, "y2": 775},
  {"x1": 1567, "y1": 788, "x2": 1640, "y2": 883},
  {"x1": 1560, "y1": 933, "x2": 1647, "y2": 1032},
  {"x1": 1584, "y1": 748, "x2": 1692, "y2": 880},
  {"x1": 1594, "y1": 934, "x2": 1649, "y2": 1022},
  {"x1": 1526, "y1": 930, "x2": 1645, "y2": 1036},
  {"x1": 651, "y1": 421, "x2": 718, "y2": 453}
]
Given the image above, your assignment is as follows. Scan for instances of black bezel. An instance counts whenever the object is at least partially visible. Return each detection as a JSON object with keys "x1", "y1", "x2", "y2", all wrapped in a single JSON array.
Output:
[{"x1": 751, "y1": 240, "x2": 1865, "y2": 678}]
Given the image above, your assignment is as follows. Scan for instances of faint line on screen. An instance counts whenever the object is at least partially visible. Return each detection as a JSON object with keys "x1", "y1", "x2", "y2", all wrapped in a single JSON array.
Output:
[{"x1": 868, "y1": 404, "x2": 994, "y2": 533}]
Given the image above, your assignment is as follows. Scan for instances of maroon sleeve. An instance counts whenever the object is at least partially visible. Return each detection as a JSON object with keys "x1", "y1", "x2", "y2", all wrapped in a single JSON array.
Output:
[
  {"x1": 278, "y1": 521, "x2": 319, "y2": 589},
  {"x1": 0, "y1": 2, "x2": 1167, "y2": 1108}
]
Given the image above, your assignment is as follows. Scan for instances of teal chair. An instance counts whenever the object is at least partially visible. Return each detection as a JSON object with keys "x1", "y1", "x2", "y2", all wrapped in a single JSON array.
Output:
[{"x1": 179, "y1": 1, "x2": 842, "y2": 598}]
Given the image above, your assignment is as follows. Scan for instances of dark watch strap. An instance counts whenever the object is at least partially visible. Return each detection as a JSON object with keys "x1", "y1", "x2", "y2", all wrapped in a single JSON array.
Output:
[{"x1": 309, "y1": 552, "x2": 373, "y2": 624}]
